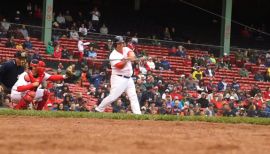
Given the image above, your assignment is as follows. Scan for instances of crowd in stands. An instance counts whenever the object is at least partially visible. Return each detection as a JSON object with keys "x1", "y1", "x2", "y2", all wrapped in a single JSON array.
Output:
[
  {"x1": 1, "y1": 30, "x2": 270, "y2": 117},
  {"x1": 0, "y1": 2, "x2": 270, "y2": 117}
]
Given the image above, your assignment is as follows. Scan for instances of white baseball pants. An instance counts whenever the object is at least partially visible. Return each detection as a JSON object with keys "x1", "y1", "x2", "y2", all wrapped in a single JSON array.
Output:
[
  {"x1": 11, "y1": 89, "x2": 45, "y2": 103},
  {"x1": 96, "y1": 75, "x2": 141, "y2": 114}
]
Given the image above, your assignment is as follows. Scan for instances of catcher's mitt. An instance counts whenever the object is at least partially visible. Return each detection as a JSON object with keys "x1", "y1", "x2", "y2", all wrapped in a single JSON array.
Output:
[{"x1": 65, "y1": 64, "x2": 76, "y2": 78}]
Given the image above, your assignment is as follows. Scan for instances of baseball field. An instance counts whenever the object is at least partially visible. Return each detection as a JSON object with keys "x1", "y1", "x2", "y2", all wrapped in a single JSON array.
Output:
[{"x1": 0, "y1": 109, "x2": 270, "y2": 154}]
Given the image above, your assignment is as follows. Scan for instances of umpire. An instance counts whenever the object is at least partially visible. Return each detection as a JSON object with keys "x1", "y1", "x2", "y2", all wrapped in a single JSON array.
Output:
[{"x1": 0, "y1": 51, "x2": 27, "y2": 93}]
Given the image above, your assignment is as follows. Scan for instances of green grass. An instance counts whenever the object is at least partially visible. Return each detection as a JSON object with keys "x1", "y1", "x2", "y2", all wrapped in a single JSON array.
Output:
[{"x1": 0, "y1": 109, "x2": 270, "y2": 125}]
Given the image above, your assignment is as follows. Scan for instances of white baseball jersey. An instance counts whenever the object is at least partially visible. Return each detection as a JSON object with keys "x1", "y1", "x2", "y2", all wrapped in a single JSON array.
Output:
[
  {"x1": 96, "y1": 47, "x2": 141, "y2": 114},
  {"x1": 11, "y1": 72, "x2": 51, "y2": 102},
  {"x1": 110, "y1": 47, "x2": 133, "y2": 77},
  {"x1": 92, "y1": 11, "x2": 100, "y2": 21},
  {"x1": 78, "y1": 40, "x2": 90, "y2": 52}
]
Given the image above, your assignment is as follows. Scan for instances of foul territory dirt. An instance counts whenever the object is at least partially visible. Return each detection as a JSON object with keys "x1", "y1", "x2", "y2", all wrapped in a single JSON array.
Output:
[{"x1": 0, "y1": 117, "x2": 269, "y2": 154}]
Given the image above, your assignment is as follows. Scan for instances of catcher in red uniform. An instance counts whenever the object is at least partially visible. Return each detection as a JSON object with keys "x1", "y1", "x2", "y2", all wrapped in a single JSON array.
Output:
[{"x1": 11, "y1": 59, "x2": 70, "y2": 110}]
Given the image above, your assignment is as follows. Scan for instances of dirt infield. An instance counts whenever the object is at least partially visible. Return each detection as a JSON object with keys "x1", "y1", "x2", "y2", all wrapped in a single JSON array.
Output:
[{"x1": 0, "y1": 116, "x2": 269, "y2": 154}]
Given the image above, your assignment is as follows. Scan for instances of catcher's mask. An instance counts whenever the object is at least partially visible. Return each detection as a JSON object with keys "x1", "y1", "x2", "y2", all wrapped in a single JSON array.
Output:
[{"x1": 30, "y1": 59, "x2": 46, "y2": 76}]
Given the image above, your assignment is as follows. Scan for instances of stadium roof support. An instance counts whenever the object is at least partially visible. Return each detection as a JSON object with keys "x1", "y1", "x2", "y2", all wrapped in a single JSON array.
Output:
[
  {"x1": 220, "y1": 0, "x2": 233, "y2": 56},
  {"x1": 42, "y1": 0, "x2": 54, "y2": 45}
]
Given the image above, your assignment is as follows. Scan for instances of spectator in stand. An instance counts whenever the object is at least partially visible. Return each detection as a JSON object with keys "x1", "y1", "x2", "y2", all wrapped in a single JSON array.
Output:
[
  {"x1": 239, "y1": 67, "x2": 249, "y2": 77},
  {"x1": 133, "y1": 64, "x2": 140, "y2": 76},
  {"x1": 62, "y1": 46, "x2": 71, "y2": 59},
  {"x1": 89, "y1": 71, "x2": 106, "y2": 88},
  {"x1": 258, "y1": 103, "x2": 270, "y2": 117},
  {"x1": 209, "y1": 54, "x2": 217, "y2": 64},
  {"x1": 168, "y1": 45, "x2": 177, "y2": 56},
  {"x1": 79, "y1": 24, "x2": 88, "y2": 37},
  {"x1": 0, "y1": 96, "x2": 12, "y2": 108},
  {"x1": 56, "y1": 12, "x2": 66, "y2": 28},
  {"x1": 254, "y1": 71, "x2": 265, "y2": 82},
  {"x1": 212, "y1": 94, "x2": 224, "y2": 113},
  {"x1": 217, "y1": 58, "x2": 226, "y2": 69},
  {"x1": 204, "y1": 65, "x2": 215, "y2": 77},
  {"x1": 205, "y1": 103, "x2": 215, "y2": 116},
  {"x1": 170, "y1": 88, "x2": 183, "y2": 101},
  {"x1": 160, "y1": 57, "x2": 171, "y2": 70},
  {"x1": 70, "y1": 22, "x2": 78, "y2": 31},
  {"x1": 256, "y1": 58, "x2": 264, "y2": 67},
  {"x1": 104, "y1": 39, "x2": 113, "y2": 51},
  {"x1": 158, "y1": 101, "x2": 168, "y2": 114},
  {"x1": 70, "y1": 29, "x2": 79, "y2": 40},
  {"x1": 154, "y1": 58, "x2": 163, "y2": 70},
  {"x1": 223, "y1": 103, "x2": 236, "y2": 117},
  {"x1": 171, "y1": 27, "x2": 176, "y2": 40},
  {"x1": 185, "y1": 75, "x2": 196, "y2": 90},
  {"x1": 64, "y1": 10, "x2": 73, "y2": 26},
  {"x1": 23, "y1": 36, "x2": 33, "y2": 50},
  {"x1": 171, "y1": 97, "x2": 183, "y2": 115},
  {"x1": 86, "y1": 46, "x2": 97, "y2": 58},
  {"x1": 131, "y1": 33, "x2": 139, "y2": 44},
  {"x1": 141, "y1": 100, "x2": 151, "y2": 114},
  {"x1": 265, "y1": 52, "x2": 270, "y2": 67},
  {"x1": 218, "y1": 58, "x2": 232, "y2": 69},
  {"x1": 163, "y1": 27, "x2": 171, "y2": 40},
  {"x1": 113, "y1": 98, "x2": 125, "y2": 113},
  {"x1": 19, "y1": 25, "x2": 28, "y2": 38},
  {"x1": 151, "y1": 35, "x2": 160, "y2": 46},
  {"x1": 206, "y1": 80, "x2": 216, "y2": 93},
  {"x1": 91, "y1": 7, "x2": 101, "y2": 31},
  {"x1": 149, "y1": 100, "x2": 158, "y2": 114},
  {"x1": 26, "y1": 2, "x2": 33, "y2": 20},
  {"x1": 192, "y1": 66, "x2": 203, "y2": 81},
  {"x1": 46, "y1": 41, "x2": 54, "y2": 55},
  {"x1": 31, "y1": 49, "x2": 42, "y2": 61},
  {"x1": 76, "y1": 11, "x2": 85, "y2": 23},
  {"x1": 5, "y1": 36, "x2": 16, "y2": 48},
  {"x1": 250, "y1": 83, "x2": 261, "y2": 97},
  {"x1": 196, "y1": 80, "x2": 206, "y2": 92},
  {"x1": 100, "y1": 24, "x2": 108, "y2": 34},
  {"x1": 52, "y1": 21, "x2": 61, "y2": 41},
  {"x1": 14, "y1": 11, "x2": 21, "y2": 24},
  {"x1": 144, "y1": 75, "x2": 155, "y2": 88},
  {"x1": 230, "y1": 90, "x2": 239, "y2": 101},
  {"x1": 140, "y1": 86, "x2": 155, "y2": 106},
  {"x1": 197, "y1": 92, "x2": 209, "y2": 108},
  {"x1": 176, "y1": 45, "x2": 186, "y2": 58},
  {"x1": 16, "y1": 43, "x2": 24, "y2": 51},
  {"x1": 73, "y1": 93, "x2": 84, "y2": 109},
  {"x1": 263, "y1": 87, "x2": 270, "y2": 101},
  {"x1": 231, "y1": 78, "x2": 240, "y2": 90},
  {"x1": 139, "y1": 60, "x2": 150, "y2": 75},
  {"x1": 192, "y1": 63, "x2": 199, "y2": 73},
  {"x1": 87, "y1": 21, "x2": 94, "y2": 32},
  {"x1": 33, "y1": 6, "x2": 42, "y2": 21},
  {"x1": 1, "y1": 18, "x2": 10, "y2": 33},
  {"x1": 53, "y1": 43, "x2": 63, "y2": 59},
  {"x1": 265, "y1": 67, "x2": 270, "y2": 82},
  {"x1": 146, "y1": 57, "x2": 155, "y2": 70},
  {"x1": 217, "y1": 78, "x2": 227, "y2": 92},
  {"x1": 78, "y1": 37, "x2": 90, "y2": 61},
  {"x1": 62, "y1": 94, "x2": 74, "y2": 111}
]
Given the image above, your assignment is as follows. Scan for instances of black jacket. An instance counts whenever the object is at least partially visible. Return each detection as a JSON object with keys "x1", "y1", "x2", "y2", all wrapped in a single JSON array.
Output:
[{"x1": 0, "y1": 60, "x2": 24, "y2": 91}]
